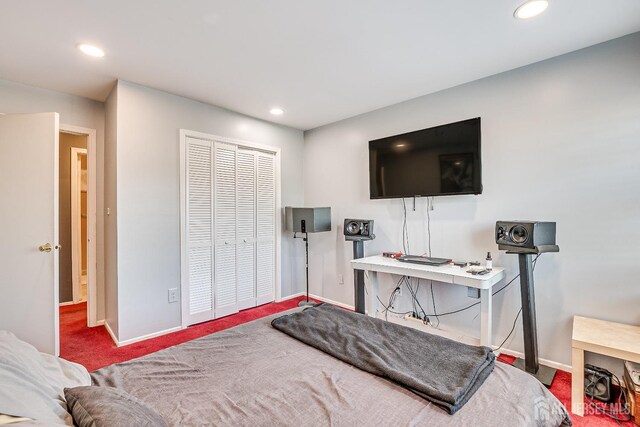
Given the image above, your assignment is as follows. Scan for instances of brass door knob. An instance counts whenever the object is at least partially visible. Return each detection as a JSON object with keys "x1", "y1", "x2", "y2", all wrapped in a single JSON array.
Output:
[{"x1": 38, "y1": 243, "x2": 62, "y2": 252}]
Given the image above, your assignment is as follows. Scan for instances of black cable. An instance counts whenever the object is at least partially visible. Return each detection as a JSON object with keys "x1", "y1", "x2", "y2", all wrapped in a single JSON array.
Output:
[
  {"x1": 376, "y1": 295, "x2": 413, "y2": 317},
  {"x1": 377, "y1": 275, "x2": 405, "y2": 320},
  {"x1": 386, "y1": 284, "x2": 400, "y2": 321},
  {"x1": 407, "y1": 279, "x2": 417, "y2": 317},
  {"x1": 430, "y1": 281, "x2": 440, "y2": 328},
  {"x1": 428, "y1": 254, "x2": 541, "y2": 318},
  {"x1": 401, "y1": 198, "x2": 409, "y2": 254},
  {"x1": 405, "y1": 278, "x2": 414, "y2": 315},
  {"x1": 415, "y1": 280, "x2": 427, "y2": 321},
  {"x1": 585, "y1": 373, "x2": 632, "y2": 425},
  {"x1": 494, "y1": 308, "x2": 522, "y2": 352},
  {"x1": 426, "y1": 197, "x2": 432, "y2": 257},
  {"x1": 405, "y1": 277, "x2": 428, "y2": 320},
  {"x1": 492, "y1": 254, "x2": 541, "y2": 351}
]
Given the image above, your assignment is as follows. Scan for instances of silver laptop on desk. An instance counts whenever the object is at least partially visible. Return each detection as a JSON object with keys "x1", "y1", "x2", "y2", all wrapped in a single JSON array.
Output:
[{"x1": 398, "y1": 255, "x2": 451, "y2": 266}]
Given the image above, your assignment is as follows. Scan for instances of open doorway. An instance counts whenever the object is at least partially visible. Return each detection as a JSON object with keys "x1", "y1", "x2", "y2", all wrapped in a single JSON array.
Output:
[
  {"x1": 58, "y1": 125, "x2": 98, "y2": 330},
  {"x1": 71, "y1": 147, "x2": 88, "y2": 303},
  {"x1": 59, "y1": 134, "x2": 87, "y2": 306}
]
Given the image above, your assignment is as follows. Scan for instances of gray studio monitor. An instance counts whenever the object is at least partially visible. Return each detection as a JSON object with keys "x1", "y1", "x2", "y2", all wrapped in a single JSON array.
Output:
[
  {"x1": 343, "y1": 219, "x2": 375, "y2": 241},
  {"x1": 495, "y1": 221, "x2": 558, "y2": 254},
  {"x1": 285, "y1": 207, "x2": 331, "y2": 233}
]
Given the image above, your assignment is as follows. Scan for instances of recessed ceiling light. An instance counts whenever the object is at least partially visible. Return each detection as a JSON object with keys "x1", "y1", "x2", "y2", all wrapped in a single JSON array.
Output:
[
  {"x1": 270, "y1": 108, "x2": 284, "y2": 115},
  {"x1": 77, "y1": 44, "x2": 105, "y2": 58},
  {"x1": 514, "y1": 0, "x2": 549, "y2": 19}
]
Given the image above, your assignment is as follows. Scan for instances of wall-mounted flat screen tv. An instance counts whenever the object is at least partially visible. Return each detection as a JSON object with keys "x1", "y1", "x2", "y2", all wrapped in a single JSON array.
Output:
[{"x1": 369, "y1": 117, "x2": 482, "y2": 199}]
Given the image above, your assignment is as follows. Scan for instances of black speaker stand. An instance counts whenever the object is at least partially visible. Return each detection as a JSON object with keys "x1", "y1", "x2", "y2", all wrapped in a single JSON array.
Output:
[
  {"x1": 295, "y1": 219, "x2": 315, "y2": 307},
  {"x1": 511, "y1": 252, "x2": 556, "y2": 387},
  {"x1": 352, "y1": 240, "x2": 366, "y2": 314}
]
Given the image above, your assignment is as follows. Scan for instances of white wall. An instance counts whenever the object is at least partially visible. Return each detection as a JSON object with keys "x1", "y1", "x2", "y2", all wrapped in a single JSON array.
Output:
[
  {"x1": 112, "y1": 81, "x2": 305, "y2": 343},
  {"x1": 303, "y1": 33, "x2": 640, "y2": 369},
  {"x1": 0, "y1": 79, "x2": 107, "y2": 322}
]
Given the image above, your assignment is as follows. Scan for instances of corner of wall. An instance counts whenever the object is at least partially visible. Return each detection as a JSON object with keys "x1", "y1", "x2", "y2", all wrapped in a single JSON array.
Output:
[{"x1": 104, "y1": 81, "x2": 119, "y2": 340}]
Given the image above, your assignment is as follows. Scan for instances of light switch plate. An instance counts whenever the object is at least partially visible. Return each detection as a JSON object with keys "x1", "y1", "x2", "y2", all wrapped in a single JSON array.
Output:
[{"x1": 168, "y1": 288, "x2": 179, "y2": 303}]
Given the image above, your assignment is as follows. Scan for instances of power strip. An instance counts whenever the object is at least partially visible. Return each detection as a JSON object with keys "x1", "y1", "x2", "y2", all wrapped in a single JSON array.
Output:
[{"x1": 404, "y1": 313, "x2": 427, "y2": 324}]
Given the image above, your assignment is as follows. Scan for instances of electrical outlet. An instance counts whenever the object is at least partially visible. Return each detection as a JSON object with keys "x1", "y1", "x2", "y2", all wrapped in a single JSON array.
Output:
[
  {"x1": 168, "y1": 288, "x2": 179, "y2": 303},
  {"x1": 337, "y1": 274, "x2": 344, "y2": 285}
]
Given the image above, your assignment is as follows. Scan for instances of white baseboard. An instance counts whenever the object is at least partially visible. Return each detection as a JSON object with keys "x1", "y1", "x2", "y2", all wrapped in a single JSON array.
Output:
[
  {"x1": 497, "y1": 347, "x2": 572, "y2": 373},
  {"x1": 95, "y1": 319, "x2": 105, "y2": 326},
  {"x1": 59, "y1": 301, "x2": 74, "y2": 306},
  {"x1": 309, "y1": 294, "x2": 355, "y2": 311},
  {"x1": 103, "y1": 321, "x2": 118, "y2": 346},
  {"x1": 103, "y1": 320, "x2": 184, "y2": 347},
  {"x1": 277, "y1": 292, "x2": 304, "y2": 302},
  {"x1": 116, "y1": 326, "x2": 183, "y2": 347},
  {"x1": 276, "y1": 292, "x2": 355, "y2": 310}
]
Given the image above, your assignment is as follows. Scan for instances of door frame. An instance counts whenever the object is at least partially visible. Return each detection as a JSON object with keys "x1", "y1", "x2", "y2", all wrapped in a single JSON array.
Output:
[
  {"x1": 70, "y1": 147, "x2": 87, "y2": 304},
  {"x1": 60, "y1": 124, "x2": 98, "y2": 327},
  {"x1": 179, "y1": 129, "x2": 282, "y2": 328}
]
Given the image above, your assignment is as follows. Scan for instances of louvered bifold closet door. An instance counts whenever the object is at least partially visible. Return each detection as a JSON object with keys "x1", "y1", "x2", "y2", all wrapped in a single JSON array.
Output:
[
  {"x1": 256, "y1": 152, "x2": 276, "y2": 305},
  {"x1": 185, "y1": 138, "x2": 214, "y2": 325},
  {"x1": 214, "y1": 142, "x2": 239, "y2": 318},
  {"x1": 236, "y1": 148, "x2": 257, "y2": 310}
]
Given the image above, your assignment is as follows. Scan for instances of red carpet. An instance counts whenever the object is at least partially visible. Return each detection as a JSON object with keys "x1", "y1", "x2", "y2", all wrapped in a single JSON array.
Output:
[
  {"x1": 61, "y1": 301, "x2": 632, "y2": 426},
  {"x1": 59, "y1": 297, "x2": 313, "y2": 371}
]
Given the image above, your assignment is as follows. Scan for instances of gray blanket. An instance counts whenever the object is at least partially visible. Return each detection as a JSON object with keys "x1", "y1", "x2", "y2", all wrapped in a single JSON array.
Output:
[
  {"x1": 271, "y1": 303, "x2": 495, "y2": 414},
  {"x1": 92, "y1": 308, "x2": 571, "y2": 426}
]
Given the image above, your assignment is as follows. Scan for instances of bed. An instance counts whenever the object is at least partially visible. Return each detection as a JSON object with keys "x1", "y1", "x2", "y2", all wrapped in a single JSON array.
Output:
[{"x1": 1, "y1": 308, "x2": 571, "y2": 426}]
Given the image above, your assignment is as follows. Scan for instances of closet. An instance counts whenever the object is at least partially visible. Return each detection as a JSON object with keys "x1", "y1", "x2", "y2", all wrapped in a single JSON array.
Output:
[{"x1": 181, "y1": 135, "x2": 276, "y2": 326}]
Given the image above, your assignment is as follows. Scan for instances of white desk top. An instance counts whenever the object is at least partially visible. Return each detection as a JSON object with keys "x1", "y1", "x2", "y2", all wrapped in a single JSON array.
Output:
[{"x1": 351, "y1": 255, "x2": 505, "y2": 289}]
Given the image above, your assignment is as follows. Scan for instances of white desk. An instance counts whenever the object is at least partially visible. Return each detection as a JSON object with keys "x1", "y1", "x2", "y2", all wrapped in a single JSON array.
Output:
[{"x1": 351, "y1": 255, "x2": 505, "y2": 347}]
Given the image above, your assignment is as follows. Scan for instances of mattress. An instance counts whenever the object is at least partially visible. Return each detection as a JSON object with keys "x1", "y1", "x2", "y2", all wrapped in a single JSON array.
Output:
[{"x1": 91, "y1": 309, "x2": 570, "y2": 427}]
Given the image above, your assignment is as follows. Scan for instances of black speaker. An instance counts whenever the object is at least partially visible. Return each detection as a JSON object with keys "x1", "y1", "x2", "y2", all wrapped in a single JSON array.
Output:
[
  {"x1": 495, "y1": 221, "x2": 557, "y2": 252},
  {"x1": 584, "y1": 364, "x2": 613, "y2": 402},
  {"x1": 344, "y1": 219, "x2": 375, "y2": 241}
]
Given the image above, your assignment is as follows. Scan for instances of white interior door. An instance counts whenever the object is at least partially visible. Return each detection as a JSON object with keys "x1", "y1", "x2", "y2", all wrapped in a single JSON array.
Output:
[
  {"x1": 256, "y1": 152, "x2": 276, "y2": 305},
  {"x1": 236, "y1": 148, "x2": 257, "y2": 310},
  {"x1": 182, "y1": 137, "x2": 214, "y2": 326},
  {"x1": 0, "y1": 113, "x2": 60, "y2": 355},
  {"x1": 214, "y1": 142, "x2": 238, "y2": 318}
]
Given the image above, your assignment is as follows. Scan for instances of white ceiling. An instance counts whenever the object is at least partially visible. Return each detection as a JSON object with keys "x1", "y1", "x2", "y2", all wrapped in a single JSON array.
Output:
[{"x1": 1, "y1": 1, "x2": 639, "y2": 130}]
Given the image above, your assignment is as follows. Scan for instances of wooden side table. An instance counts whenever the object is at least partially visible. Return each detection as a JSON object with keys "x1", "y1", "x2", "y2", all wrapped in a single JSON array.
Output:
[{"x1": 571, "y1": 316, "x2": 640, "y2": 416}]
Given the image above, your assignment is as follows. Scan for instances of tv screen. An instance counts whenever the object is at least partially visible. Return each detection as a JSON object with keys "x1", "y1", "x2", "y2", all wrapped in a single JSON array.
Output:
[{"x1": 369, "y1": 118, "x2": 482, "y2": 199}]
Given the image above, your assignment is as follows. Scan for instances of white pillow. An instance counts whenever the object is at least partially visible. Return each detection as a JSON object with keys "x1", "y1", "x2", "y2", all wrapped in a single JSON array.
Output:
[{"x1": 0, "y1": 331, "x2": 91, "y2": 425}]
